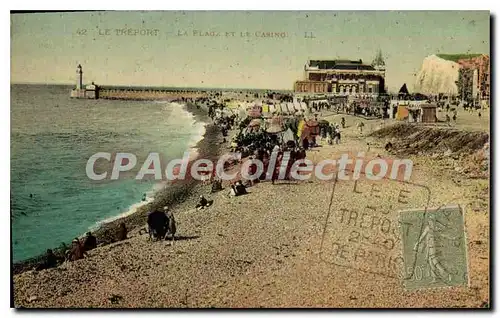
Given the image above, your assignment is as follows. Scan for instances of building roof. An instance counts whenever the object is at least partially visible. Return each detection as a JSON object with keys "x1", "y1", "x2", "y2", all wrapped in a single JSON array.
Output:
[
  {"x1": 372, "y1": 50, "x2": 385, "y2": 67},
  {"x1": 398, "y1": 83, "x2": 410, "y2": 95},
  {"x1": 308, "y1": 59, "x2": 375, "y2": 71}
]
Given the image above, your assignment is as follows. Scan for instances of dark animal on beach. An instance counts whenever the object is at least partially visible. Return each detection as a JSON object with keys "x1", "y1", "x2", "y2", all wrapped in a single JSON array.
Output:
[
  {"x1": 83, "y1": 232, "x2": 97, "y2": 252},
  {"x1": 146, "y1": 210, "x2": 169, "y2": 241},
  {"x1": 117, "y1": 223, "x2": 127, "y2": 241}
]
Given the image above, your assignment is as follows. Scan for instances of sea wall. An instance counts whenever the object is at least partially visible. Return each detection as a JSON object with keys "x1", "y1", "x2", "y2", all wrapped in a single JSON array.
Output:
[{"x1": 98, "y1": 89, "x2": 209, "y2": 100}]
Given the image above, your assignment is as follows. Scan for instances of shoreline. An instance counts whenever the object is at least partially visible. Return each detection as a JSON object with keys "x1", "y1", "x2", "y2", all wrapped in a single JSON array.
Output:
[
  {"x1": 12, "y1": 110, "x2": 490, "y2": 308},
  {"x1": 12, "y1": 100, "x2": 221, "y2": 274}
]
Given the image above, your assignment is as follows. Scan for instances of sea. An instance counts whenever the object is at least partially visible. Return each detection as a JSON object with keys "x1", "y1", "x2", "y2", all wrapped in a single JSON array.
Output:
[{"x1": 11, "y1": 84, "x2": 206, "y2": 263}]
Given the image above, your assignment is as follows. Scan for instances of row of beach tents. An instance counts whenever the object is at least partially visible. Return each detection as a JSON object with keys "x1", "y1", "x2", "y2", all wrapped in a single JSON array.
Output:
[
  {"x1": 266, "y1": 102, "x2": 308, "y2": 115},
  {"x1": 243, "y1": 114, "x2": 320, "y2": 143},
  {"x1": 225, "y1": 101, "x2": 309, "y2": 118}
]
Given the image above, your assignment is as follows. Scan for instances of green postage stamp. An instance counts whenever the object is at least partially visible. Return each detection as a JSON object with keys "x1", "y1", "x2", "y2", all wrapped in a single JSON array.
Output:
[{"x1": 399, "y1": 205, "x2": 469, "y2": 290}]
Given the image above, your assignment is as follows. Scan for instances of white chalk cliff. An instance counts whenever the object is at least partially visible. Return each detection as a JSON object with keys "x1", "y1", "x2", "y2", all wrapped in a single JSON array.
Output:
[{"x1": 414, "y1": 55, "x2": 460, "y2": 95}]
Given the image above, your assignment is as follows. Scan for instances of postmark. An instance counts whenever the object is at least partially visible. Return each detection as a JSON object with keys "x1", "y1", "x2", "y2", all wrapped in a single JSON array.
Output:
[
  {"x1": 319, "y1": 170, "x2": 431, "y2": 279},
  {"x1": 399, "y1": 205, "x2": 469, "y2": 290}
]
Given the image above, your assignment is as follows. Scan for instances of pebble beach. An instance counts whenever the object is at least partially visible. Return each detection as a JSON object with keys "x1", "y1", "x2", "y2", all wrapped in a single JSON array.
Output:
[{"x1": 12, "y1": 105, "x2": 490, "y2": 308}]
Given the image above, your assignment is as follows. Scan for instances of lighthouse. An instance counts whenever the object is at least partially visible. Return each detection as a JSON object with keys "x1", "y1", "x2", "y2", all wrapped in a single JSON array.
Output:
[
  {"x1": 76, "y1": 64, "x2": 83, "y2": 89},
  {"x1": 70, "y1": 64, "x2": 99, "y2": 99}
]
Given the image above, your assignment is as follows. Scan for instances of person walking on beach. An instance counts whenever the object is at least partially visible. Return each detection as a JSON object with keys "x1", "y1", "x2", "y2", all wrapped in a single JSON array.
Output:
[
  {"x1": 334, "y1": 125, "x2": 341, "y2": 144},
  {"x1": 271, "y1": 151, "x2": 283, "y2": 185},
  {"x1": 357, "y1": 121, "x2": 364, "y2": 134},
  {"x1": 302, "y1": 137, "x2": 309, "y2": 150},
  {"x1": 320, "y1": 127, "x2": 326, "y2": 141}
]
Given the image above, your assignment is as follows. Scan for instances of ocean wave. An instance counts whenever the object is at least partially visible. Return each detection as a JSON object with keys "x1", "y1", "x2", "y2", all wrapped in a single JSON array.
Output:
[
  {"x1": 88, "y1": 183, "x2": 161, "y2": 231},
  {"x1": 87, "y1": 102, "x2": 207, "y2": 231},
  {"x1": 12, "y1": 96, "x2": 210, "y2": 261}
]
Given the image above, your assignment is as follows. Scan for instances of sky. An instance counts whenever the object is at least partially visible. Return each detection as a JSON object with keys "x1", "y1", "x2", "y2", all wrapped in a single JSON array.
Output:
[{"x1": 10, "y1": 11, "x2": 490, "y2": 92}]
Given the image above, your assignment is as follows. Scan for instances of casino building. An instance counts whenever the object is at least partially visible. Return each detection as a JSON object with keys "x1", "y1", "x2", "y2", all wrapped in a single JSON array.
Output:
[{"x1": 294, "y1": 51, "x2": 386, "y2": 97}]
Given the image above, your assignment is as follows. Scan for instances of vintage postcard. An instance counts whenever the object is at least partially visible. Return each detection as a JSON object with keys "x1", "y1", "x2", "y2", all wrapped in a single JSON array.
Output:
[{"x1": 10, "y1": 10, "x2": 490, "y2": 309}]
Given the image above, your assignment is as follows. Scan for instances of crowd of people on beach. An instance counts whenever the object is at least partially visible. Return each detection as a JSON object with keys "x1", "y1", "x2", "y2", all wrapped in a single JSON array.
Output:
[
  {"x1": 36, "y1": 223, "x2": 128, "y2": 271},
  {"x1": 25, "y1": 88, "x2": 491, "y2": 280},
  {"x1": 319, "y1": 121, "x2": 343, "y2": 146},
  {"x1": 31, "y1": 94, "x2": 363, "y2": 273}
]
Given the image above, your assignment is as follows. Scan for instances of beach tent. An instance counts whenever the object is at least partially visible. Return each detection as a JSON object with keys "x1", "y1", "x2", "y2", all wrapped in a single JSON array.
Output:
[
  {"x1": 283, "y1": 103, "x2": 293, "y2": 114},
  {"x1": 297, "y1": 119, "x2": 320, "y2": 141},
  {"x1": 297, "y1": 119, "x2": 305, "y2": 137},
  {"x1": 300, "y1": 102, "x2": 308, "y2": 111},
  {"x1": 396, "y1": 105, "x2": 409, "y2": 120},
  {"x1": 278, "y1": 103, "x2": 285, "y2": 114},
  {"x1": 225, "y1": 100, "x2": 239, "y2": 109},
  {"x1": 261, "y1": 103, "x2": 272, "y2": 118},
  {"x1": 280, "y1": 127, "x2": 297, "y2": 146},
  {"x1": 262, "y1": 103, "x2": 270, "y2": 114},
  {"x1": 293, "y1": 102, "x2": 301, "y2": 112},
  {"x1": 245, "y1": 118, "x2": 262, "y2": 134},
  {"x1": 242, "y1": 101, "x2": 251, "y2": 111},
  {"x1": 238, "y1": 101, "x2": 247, "y2": 112},
  {"x1": 269, "y1": 104, "x2": 277, "y2": 114},
  {"x1": 248, "y1": 119, "x2": 261, "y2": 127},
  {"x1": 247, "y1": 104, "x2": 262, "y2": 118},
  {"x1": 265, "y1": 115, "x2": 285, "y2": 134},
  {"x1": 238, "y1": 105, "x2": 247, "y2": 119},
  {"x1": 274, "y1": 103, "x2": 282, "y2": 114},
  {"x1": 286, "y1": 102, "x2": 295, "y2": 114},
  {"x1": 279, "y1": 103, "x2": 286, "y2": 114}
]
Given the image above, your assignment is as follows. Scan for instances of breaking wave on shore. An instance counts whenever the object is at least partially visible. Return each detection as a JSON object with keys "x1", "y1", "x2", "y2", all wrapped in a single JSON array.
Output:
[
  {"x1": 11, "y1": 84, "x2": 208, "y2": 262},
  {"x1": 91, "y1": 102, "x2": 208, "y2": 231}
]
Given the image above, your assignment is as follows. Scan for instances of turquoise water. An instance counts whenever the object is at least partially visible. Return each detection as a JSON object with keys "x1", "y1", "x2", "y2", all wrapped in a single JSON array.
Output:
[{"x1": 11, "y1": 84, "x2": 206, "y2": 262}]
